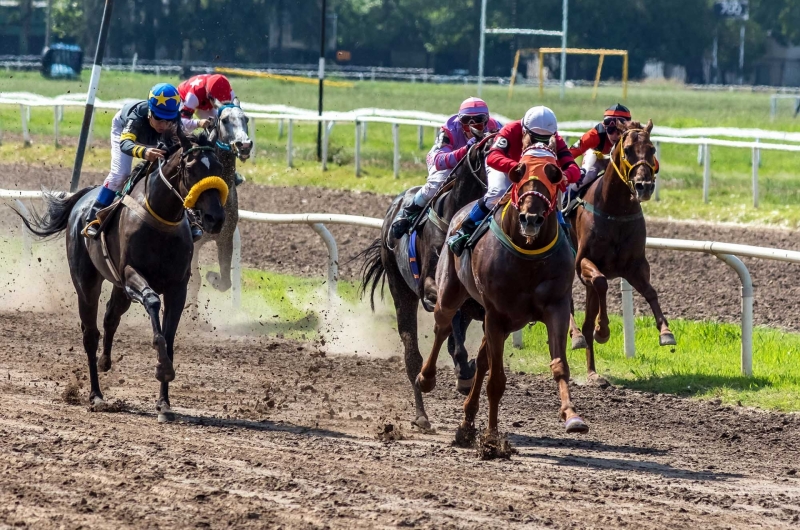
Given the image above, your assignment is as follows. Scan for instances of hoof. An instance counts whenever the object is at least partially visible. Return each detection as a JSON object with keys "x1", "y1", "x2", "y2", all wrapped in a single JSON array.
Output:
[
  {"x1": 416, "y1": 372, "x2": 436, "y2": 394},
  {"x1": 571, "y1": 333, "x2": 588, "y2": 350},
  {"x1": 565, "y1": 415, "x2": 589, "y2": 434},
  {"x1": 205, "y1": 271, "x2": 232, "y2": 293},
  {"x1": 456, "y1": 377, "x2": 474, "y2": 396},
  {"x1": 411, "y1": 416, "x2": 433, "y2": 433},
  {"x1": 594, "y1": 327, "x2": 610, "y2": 344},
  {"x1": 454, "y1": 423, "x2": 477, "y2": 448},
  {"x1": 89, "y1": 395, "x2": 105, "y2": 409},
  {"x1": 157, "y1": 401, "x2": 175, "y2": 423},
  {"x1": 660, "y1": 332, "x2": 677, "y2": 347},
  {"x1": 587, "y1": 372, "x2": 611, "y2": 388},
  {"x1": 479, "y1": 430, "x2": 513, "y2": 460},
  {"x1": 97, "y1": 354, "x2": 112, "y2": 372}
]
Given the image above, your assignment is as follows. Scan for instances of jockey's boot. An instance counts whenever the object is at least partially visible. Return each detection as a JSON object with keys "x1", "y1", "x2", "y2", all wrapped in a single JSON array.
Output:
[
  {"x1": 234, "y1": 171, "x2": 246, "y2": 187},
  {"x1": 186, "y1": 209, "x2": 204, "y2": 242},
  {"x1": 447, "y1": 200, "x2": 490, "y2": 257},
  {"x1": 83, "y1": 186, "x2": 116, "y2": 239},
  {"x1": 390, "y1": 201, "x2": 424, "y2": 240}
]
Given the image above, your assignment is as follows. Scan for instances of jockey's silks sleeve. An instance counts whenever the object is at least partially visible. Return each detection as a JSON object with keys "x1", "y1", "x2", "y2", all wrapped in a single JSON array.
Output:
[
  {"x1": 429, "y1": 130, "x2": 469, "y2": 170},
  {"x1": 555, "y1": 134, "x2": 581, "y2": 184},
  {"x1": 119, "y1": 116, "x2": 150, "y2": 159},
  {"x1": 569, "y1": 127, "x2": 601, "y2": 158}
]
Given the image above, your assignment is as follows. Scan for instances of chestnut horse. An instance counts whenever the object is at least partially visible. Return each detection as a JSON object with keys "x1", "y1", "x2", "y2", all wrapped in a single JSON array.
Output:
[
  {"x1": 568, "y1": 120, "x2": 676, "y2": 385},
  {"x1": 419, "y1": 141, "x2": 588, "y2": 455}
]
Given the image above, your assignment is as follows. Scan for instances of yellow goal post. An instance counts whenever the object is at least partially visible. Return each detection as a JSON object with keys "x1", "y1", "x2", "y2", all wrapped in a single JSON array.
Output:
[{"x1": 508, "y1": 48, "x2": 628, "y2": 101}]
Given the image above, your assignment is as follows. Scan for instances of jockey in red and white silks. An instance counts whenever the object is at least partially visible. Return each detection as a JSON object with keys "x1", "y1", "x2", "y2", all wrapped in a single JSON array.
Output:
[{"x1": 391, "y1": 97, "x2": 501, "y2": 239}]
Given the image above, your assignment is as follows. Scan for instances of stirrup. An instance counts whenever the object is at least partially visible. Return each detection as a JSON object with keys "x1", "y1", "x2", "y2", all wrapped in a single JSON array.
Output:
[
  {"x1": 82, "y1": 219, "x2": 100, "y2": 239},
  {"x1": 447, "y1": 231, "x2": 470, "y2": 257}
]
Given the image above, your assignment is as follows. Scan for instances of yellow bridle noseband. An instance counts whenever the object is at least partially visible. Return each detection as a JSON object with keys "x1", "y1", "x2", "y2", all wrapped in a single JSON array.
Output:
[
  {"x1": 183, "y1": 176, "x2": 229, "y2": 208},
  {"x1": 607, "y1": 129, "x2": 657, "y2": 195}
]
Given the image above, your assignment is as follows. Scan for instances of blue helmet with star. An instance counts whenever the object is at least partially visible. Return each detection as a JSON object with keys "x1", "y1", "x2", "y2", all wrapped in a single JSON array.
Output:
[{"x1": 147, "y1": 83, "x2": 181, "y2": 120}]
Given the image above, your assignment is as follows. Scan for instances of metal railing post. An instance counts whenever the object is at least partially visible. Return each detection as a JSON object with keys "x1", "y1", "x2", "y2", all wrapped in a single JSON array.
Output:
[
  {"x1": 621, "y1": 278, "x2": 635, "y2": 358},
  {"x1": 702, "y1": 142, "x2": 710, "y2": 203},
  {"x1": 714, "y1": 254, "x2": 753, "y2": 377},
  {"x1": 287, "y1": 119, "x2": 294, "y2": 167},
  {"x1": 231, "y1": 226, "x2": 242, "y2": 308},
  {"x1": 311, "y1": 223, "x2": 338, "y2": 302},
  {"x1": 512, "y1": 330, "x2": 523, "y2": 349},
  {"x1": 53, "y1": 105, "x2": 60, "y2": 148},
  {"x1": 417, "y1": 125, "x2": 424, "y2": 150},
  {"x1": 248, "y1": 117, "x2": 256, "y2": 159},
  {"x1": 20, "y1": 105, "x2": 31, "y2": 146},
  {"x1": 354, "y1": 120, "x2": 361, "y2": 177},
  {"x1": 393, "y1": 123, "x2": 400, "y2": 179},
  {"x1": 752, "y1": 145, "x2": 759, "y2": 208}
]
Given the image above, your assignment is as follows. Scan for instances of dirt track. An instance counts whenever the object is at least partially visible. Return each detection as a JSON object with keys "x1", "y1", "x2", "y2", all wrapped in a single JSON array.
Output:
[
  {"x1": 2, "y1": 163, "x2": 800, "y2": 527},
  {"x1": 0, "y1": 311, "x2": 799, "y2": 529}
]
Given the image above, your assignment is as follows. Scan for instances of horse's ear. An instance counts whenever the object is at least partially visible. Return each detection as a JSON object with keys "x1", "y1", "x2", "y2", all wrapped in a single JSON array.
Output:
[
  {"x1": 521, "y1": 132, "x2": 533, "y2": 151},
  {"x1": 207, "y1": 127, "x2": 218, "y2": 146},
  {"x1": 548, "y1": 135, "x2": 557, "y2": 152},
  {"x1": 176, "y1": 123, "x2": 192, "y2": 152},
  {"x1": 510, "y1": 161, "x2": 527, "y2": 183},
  {"x1": 544, "y1": 163, "x2": 563, "y2": 185},
  {"x1": 645, "y1": 119, "x2": 654, "y2": 134}
]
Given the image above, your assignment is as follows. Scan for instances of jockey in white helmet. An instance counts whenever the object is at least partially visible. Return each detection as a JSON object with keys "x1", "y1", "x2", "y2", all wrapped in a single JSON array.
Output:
[{"x1": 391, "y1": 97, "x2": 501, "y2": 239}]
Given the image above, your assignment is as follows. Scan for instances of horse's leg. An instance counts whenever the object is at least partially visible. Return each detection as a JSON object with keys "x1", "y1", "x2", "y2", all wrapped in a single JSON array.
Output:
[
  {"x1": 156, "y1": 284, "x2": 188, "y2": 422},
  {"x1": 187, "y1": 239, "x2": 204, "y2": 321},
  {"x1": 384, "y1": 260, "x2": 430, "y2": 431},
  {"x1": 454, "y1": 336, "x2": 487, "y2": 447},
  {"x1": 98, "y1": 286, "x2": 132, "y2": 373},
  {"x1": 207, "y1": 232, "x2": 234, "y2": 292},
  {"x1": 483, "y1": 312, "x2": 507, "y2": 436},
  {"x1": 580, "y1": 283, "x2": 608, "y2": 386},
  {"x1": 569, "y1": 296, "x2": 587, "y2": 350},
  {"x1": 417, "y1": 282, "x2": 467, "y2": 394},
  {"x1": 624, "y1": 260, "x2": 677, "y2": 346},
  {"x1": 543, "y1": 300, "x2": 589, "y2": 434},
  {"x1": 449, "y1": 310, "x2": 476, "y2": 396},
  {"x1": 76, "y1": 280, "x2": 103, "y2": 406},
  {"x1": 580, "y1": 257, "x2": 610, "y2": 344},
  {"x1": 123, "y1": 265, "x2": 174, "y2": 383}
]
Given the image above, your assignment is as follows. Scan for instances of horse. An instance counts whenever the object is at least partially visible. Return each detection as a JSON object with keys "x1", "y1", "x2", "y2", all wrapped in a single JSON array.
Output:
[
  {"x1": 189, "y1": 104, "x2": 252, "y2": 308},
  {"x1": 418, "y1": 139, "x2": 588, "y2": 457},
  {"x1": 357, "y1": 139, "x2": 493, "y2": 431},
  {"x1": 17, "y1": 130, "x2": 227, "y2": 422},
  {"x1": 567, "y1": 119, "x2": 676, "y2": 386}
]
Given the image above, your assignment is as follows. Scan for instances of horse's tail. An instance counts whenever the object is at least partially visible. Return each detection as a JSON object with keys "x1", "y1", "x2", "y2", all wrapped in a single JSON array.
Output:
[
  {"x1": 354, "y1": 238, "x2": 386, "y2": 312},
  {"x1": 13, "y1": 186, "x2": 96, "y2": 239}
]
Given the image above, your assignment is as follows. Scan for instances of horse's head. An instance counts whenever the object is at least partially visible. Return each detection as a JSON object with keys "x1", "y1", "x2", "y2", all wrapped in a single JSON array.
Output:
[
  {"x1": 509, "y1": 142, "x2": 563, "y2": 240},
  {"x1": 615, "y1": 119, "x2": 657, "y2": 202},
  {"x1": 173, "y1": 129, "x2": 228, "y2": 234},
  {"x1": 210, "y1": 104, "x2": 252, "y2": 161}
]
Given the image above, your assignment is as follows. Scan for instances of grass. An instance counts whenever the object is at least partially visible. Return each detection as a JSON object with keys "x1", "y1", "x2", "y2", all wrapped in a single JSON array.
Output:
[
  {"x1": 4, "y1": 72, "x2": 800, "y2": 223},
  {"x1": 233, "y1": 268, "x2": 800, "y2": 412}
]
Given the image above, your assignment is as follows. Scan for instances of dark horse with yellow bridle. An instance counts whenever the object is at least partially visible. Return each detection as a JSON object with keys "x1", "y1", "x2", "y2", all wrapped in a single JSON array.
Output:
[{"x1": 17, "y1": 129, "x2": 228, "y2": 422}]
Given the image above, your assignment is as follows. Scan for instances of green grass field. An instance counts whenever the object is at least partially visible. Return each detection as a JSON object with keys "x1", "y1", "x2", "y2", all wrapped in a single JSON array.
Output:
[
  {"x1": 3, "y1": 72, "x2": 800, "y2": 411},
  {"x1": 3, "y1": 71, "x2": 800, "y2": 225}
]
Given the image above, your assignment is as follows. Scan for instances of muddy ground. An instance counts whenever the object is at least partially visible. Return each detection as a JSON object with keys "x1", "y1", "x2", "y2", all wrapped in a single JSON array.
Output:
[
  {"x1": 0, "y1": 311, "x2": 799, "y2": 529},
  {"x1": 3, "y1": 163, "x2": 800, "y2": 331}
]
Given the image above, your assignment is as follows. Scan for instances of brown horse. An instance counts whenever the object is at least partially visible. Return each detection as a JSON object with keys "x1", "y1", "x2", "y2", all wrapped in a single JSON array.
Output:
[
  {"x1": 418, "y1": 141, "x2": 588, "y2": 455},
  {"x1": 567, "y1": 120, "x2": 676, "y2": 385},
  {"x1": 358, "y1": 139, "x2": 493, "y2": 431}
]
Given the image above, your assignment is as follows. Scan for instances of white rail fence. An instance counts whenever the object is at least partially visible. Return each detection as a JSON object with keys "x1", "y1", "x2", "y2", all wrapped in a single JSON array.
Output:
[
  {"x1": 4, "y1": 188, "x2": 800, "y2": 377},
  {"x1": 3, "y1": 92, "x2": 800, "y2": 207}
]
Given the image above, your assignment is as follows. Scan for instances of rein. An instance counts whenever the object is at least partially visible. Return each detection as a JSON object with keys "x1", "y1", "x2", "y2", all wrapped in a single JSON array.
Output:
[{"x1": 607, "y1": 128, "x2": 657, "y2": 195}]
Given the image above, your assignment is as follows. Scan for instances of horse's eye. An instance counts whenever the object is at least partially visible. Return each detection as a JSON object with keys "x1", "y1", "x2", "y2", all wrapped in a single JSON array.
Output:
[
  {"x1": 221, "y1": 117, "x2": 229, "y2": 124},
  {"x1": 244, "y1": 116, "x2": 250, "y2": 124}
]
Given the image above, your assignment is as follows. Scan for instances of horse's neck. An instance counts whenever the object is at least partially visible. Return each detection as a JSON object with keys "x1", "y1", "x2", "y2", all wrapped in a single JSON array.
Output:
[
  {"x1": 500, "y1": 202, "x2": 558, "y2": 251},
  {"x1": 146, "y1": 164, "x2": 184, "y2": 221},
  {"x1": 597, "y1": 151, "x2": 641, "y2": 215},
  {"x1": 216, "y1": 148, "x2": 237, "y2": 185},
  {"x1": 444, "y1": 156, "x2": 484, "y2": 219}
]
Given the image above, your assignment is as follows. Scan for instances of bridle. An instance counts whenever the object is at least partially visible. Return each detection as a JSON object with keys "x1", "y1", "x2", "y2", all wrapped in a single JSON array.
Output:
[
  {"x1": 607, "y1": 128, "x2": 657, "y2": 195},
  {"x1": 512, "y1": 145, "x2": 559, "y2": 217},
  {"x1": 212, "y1": 104, "x2": 247, "y2": 158},
  {"x1": 145, "y1": 145, "x2": 229, "y2": 225},
  {"x1": 464, "y1": 134, "x2": 493, "y2": 191}
]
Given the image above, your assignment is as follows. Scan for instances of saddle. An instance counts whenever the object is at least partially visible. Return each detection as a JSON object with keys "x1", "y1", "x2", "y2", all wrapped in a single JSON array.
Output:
[{"x1": 93, "y1": 160, "x2": 153, "y2": 238}]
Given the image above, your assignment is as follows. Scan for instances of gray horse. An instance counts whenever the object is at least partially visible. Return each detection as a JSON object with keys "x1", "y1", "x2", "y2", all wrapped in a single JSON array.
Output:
[{"x1": 188, "y1": 104, "x2": 252, "y2": 312}]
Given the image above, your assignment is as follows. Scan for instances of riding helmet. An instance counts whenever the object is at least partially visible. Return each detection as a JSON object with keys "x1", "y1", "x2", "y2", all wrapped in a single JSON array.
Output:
[
  {"x1": 522, "y1": 106, "x2": 558, "y2": 137},
  {"x1": 148, "y1": 83, "x2": 182, "y2": 120},
  {"x1": 604, "y1": 103, "x2": 631, "y2": 120},
  {"x1": 206, "y1": 74, "x2": 234, "y2": 104}
]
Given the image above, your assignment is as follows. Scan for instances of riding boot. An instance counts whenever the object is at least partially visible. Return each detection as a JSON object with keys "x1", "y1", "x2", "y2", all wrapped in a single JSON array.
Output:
[
  {"x1": 187, "y1": 209, "x2": 204, "y2": 242},
  {"x1": 390, "y1": 200, "x2": 424, "y2": 240},
  {"x1": 447, "y1": 200, "x2": 490, "y2": 257},
  {"x1": 234, "y1": 171, "x2": 246, "y2": 187},
  {"x1": 83, "y1": 186, "x2": 116, "y2": 239}
]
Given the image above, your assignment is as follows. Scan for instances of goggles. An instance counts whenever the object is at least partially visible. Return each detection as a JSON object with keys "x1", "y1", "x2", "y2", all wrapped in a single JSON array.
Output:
[{"x1": 459, "y1": 114, "x2": 489, "y2": 126}]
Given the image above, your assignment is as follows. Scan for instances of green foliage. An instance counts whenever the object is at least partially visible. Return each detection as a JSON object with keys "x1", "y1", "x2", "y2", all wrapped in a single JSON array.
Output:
[{"x1": 51, "y1": 0, "x2": 85, "y2": 41}]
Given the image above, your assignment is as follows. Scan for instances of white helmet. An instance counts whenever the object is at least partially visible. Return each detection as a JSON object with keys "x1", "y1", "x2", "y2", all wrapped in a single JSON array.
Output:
[{"x1": 522, "y1": 106, "x2": 558, "y2": 136}]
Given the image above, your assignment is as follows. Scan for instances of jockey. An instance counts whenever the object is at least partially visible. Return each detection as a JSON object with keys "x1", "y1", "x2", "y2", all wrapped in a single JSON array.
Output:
[
  {"x1": 179, "y1": 73, "x2": 245, "y2": 186},
  {"x1": 84, "y1": 83, "x2": 199, "y2": 239},
  {"x1": 447, "y1": 105, "x2": 581, "y2": 256},
  {"x1": 566, "y1": 103, "x2": 659, "y2": 201},
  {"x1": 390, "y1": 97, "x2": 501, "y2": 239}
]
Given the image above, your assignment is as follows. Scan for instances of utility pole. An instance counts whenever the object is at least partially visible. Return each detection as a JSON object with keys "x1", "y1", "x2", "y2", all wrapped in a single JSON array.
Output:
[
  {"x1": 477, "y1": 0, "x2": 487, "y2": 96},
  {"x1": 316, "y1": 0, "x2": 328, "y2": 161}
]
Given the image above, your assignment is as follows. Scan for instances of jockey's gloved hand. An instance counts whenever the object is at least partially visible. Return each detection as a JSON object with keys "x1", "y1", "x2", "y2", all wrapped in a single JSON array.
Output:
[
  {"x1": 202, "y1": 117, "x2": 215, "y2": 130},
  {"x1": 467, "y1": 136, "x2": 478, "y2": 147}
]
